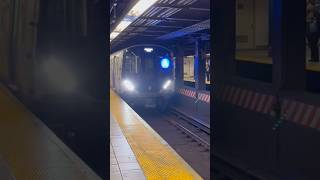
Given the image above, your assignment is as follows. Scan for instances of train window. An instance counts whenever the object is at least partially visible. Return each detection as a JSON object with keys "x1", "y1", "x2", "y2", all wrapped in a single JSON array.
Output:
[
  {"x1": 123, "y1": 52, "x2": 138, "y2": 75},
  {"x1": 183, "y1": 56, "x2": 196, "y2": 87},
  {"x1": 120, "y1": 46, "x2": 173, "y2": 81},
  {"x1": 144, "y1": 58, "x2": 155, "y2": 74},
  {"x1": 306, "y1": 0, "x2": 320, "y2": 92},
  {"x1": 306, "y1": 0, "x2": 319, "y2": 65},
  {"x1": 235, "y1": 0, "x2": 272, "y2": 82},
  {"x1": 183, "y1": 54, "x2": 211, "y2": 88},
  {"x1": 205, "y1": 54, "x2": 211, "y2": 85}
]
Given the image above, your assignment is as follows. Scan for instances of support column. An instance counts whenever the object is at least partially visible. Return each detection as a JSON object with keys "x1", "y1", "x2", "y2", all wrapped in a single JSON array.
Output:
[
  {"x1": 194, "y1": 39, "x2": 206, "y2": 90},
  {"x1": 174, "y1": 45, "x2": 184, "y2": 88},
  {"x1": 212, "y1": 0, "x2": 236, "y2": 85},
  {"x1": 272, "y1": 0, "x2": 305, "y2": 91}
]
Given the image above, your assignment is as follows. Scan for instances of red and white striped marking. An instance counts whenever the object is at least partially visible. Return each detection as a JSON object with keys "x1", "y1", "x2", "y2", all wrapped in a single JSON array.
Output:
[
  {"x1": 262, "y1": 95, "x2": 275, "y2": 114},
  {"x1": 179, "y1": 88, "x2": 196, "y2": 99},
  {"x1": 282, "y1": 100, "x2": 320, "y2": 130},
  {"x1": 217, "y1": 85, "x2": 320, "y2": 130},
  {"x1": 310, "y1": 108, "x2": 320, "y2": 128},
  {"x1": 198, "y1": 93, "x2": 210, "y2": 103},
  {"x1": 178, "y1": 88, "x2": 210, "y2": 103}
]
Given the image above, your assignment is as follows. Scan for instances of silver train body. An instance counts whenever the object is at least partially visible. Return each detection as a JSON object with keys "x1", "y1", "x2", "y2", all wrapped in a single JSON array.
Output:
[{"x1": 110, "y1": 45, "x2": 174, "y2": 108}]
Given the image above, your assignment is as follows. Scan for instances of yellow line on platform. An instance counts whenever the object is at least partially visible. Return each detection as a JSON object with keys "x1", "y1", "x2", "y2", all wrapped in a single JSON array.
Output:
[
  {"x1": 110, "y1": 90, "x2": 203, "y2": 180},
  {"x1": 0, "y1": 85, "x2": 100, "y2": 180}
]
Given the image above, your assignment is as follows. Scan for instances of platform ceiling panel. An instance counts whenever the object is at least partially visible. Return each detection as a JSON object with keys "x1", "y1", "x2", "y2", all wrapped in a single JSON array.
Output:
[{"x1": 110, "y1": 0, "x2": 210, "y2": 50}]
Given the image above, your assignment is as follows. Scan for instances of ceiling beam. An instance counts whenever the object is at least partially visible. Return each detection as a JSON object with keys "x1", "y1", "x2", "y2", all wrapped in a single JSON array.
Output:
[
  {"x1": 139, "y1": 16, "x2": 202, "y2": 22},
  {"x1": 130, "y1": 25, "x2": 184, "y2": 29},
  {"x1": 156, "y1": 4, "x2": 210, "y2": 12}
]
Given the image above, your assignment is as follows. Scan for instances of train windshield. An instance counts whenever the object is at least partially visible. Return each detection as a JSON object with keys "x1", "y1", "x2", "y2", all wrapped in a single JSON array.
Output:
[{"x1": 123, "y1": 46, "x2": 172, "y2": 78}]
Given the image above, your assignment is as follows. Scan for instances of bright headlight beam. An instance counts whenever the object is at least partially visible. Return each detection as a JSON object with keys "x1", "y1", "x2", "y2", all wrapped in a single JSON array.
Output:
[
  {"x1": 163, "y1": 80, "x2": 172, "y2": 90},
  {"x1": 110, "y1": 0, "x2": 159, "y2": 42},
  {"x1": 123, "y1": 79, "x2": 135, "y2": 91}
]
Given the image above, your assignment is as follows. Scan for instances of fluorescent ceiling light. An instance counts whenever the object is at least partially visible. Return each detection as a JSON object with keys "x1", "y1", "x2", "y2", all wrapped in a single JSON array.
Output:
[
  {"x1": 110, "y1": 0, "x2": 159, "y2": 42},
  {"x1": 110, "y1": 32, "x2": 120, "y2": 40},
  {"x1": 114, "y1": 20, "x2": 132, "y2": 33},
  {"x1": 128, "y1": 0, "x2": 158, "y2": 17}
]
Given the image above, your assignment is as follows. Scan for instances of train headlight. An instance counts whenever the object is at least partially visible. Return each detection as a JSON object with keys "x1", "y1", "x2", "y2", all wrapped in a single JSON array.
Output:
[
  {"x1": 122, "y1": 79, "x2": 135, "y2": 91},
  {"x1": 162, "y1": 80, "x2": 172, "y2": 90}
]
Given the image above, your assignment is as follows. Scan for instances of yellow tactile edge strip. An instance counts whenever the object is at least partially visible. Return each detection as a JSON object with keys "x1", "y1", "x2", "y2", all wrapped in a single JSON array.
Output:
[
  {"x1": 110, "y1": 90, "x2": 203, "y2": 180},
  {"x1": 0, "y1": 84, "x2": 101, "y2": 180}
]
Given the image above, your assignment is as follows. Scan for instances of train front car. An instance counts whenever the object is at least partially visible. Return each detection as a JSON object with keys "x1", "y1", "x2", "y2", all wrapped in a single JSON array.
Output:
[{"x1": 111, "y1": 45, "x2": 174, "y2": 109}]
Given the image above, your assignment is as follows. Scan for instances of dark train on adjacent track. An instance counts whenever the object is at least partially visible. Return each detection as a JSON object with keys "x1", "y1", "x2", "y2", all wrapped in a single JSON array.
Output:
[{"x1": 110, "y1": 45, "x2": 174, "y2": 109}]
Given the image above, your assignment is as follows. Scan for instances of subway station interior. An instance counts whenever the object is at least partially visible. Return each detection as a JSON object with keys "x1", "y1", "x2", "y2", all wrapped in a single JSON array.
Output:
[
  {"x1": 0, "y1": 0, "x2": 320, "y2": 179},
  {"x1": 110, "y1": 0, "x2": 210, "y2": 179}
]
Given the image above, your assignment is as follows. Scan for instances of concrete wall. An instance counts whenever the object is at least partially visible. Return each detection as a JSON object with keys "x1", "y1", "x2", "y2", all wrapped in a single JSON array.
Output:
[
  {"x1": 173, "y1": 86, "x2": 210, "y2": 125},
  {"x1": 0, "y1": 0, "x2": 12, "y2": 82},
  {"x1": 14, "y1": 0, "x2": 39, "y2": 96},
  {"x1": 0, "y1": 0, "x2": 39, "y2": 98},
  {"x1": 214, "y1": 81, "x2": 320, "y2": 179},
  {"x1": 236, "y1": 0, "x2": 269, "y2": 49}
]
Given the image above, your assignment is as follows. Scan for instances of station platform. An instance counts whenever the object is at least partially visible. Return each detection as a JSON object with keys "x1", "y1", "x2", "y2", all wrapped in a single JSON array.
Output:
[
  {"x1": 0, "y1": 84, "x2": 100, "y2": 180},
  {"x1": 184, "y1": 77, "x2": 211, "y2": 85},
  {"x1": 110, "y1": 90, "x2": 203, "y2": 180},
  {"x1": 236, "y1": 49, "x2": 320, "y2": 72}
]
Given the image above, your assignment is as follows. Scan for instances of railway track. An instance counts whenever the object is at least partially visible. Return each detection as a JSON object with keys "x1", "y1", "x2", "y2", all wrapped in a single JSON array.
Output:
[
  {"x1": 135, "y1": 106, "x2": 268, "y2": 180},
  {"x1": 167, "y1": 107, "x2": 267, "y2": 180},
  {"x1": 134, "y1": 107, "x2": 210, "y2": 179},
  {"x1": 168, "y1": 107, "x2": 210, "y2": 150},
  {"x1": 170, "y1": 107, "x2": 210, "y2": 134}
]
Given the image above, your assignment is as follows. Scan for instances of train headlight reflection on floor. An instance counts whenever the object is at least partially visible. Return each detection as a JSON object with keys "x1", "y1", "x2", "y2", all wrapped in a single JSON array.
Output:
[
  {"x1": 162, "y1": 80, "x2": 172, "y2": 90},
  {"x1": 123, "y1": 79, "x2": 135, "y2": 91}
]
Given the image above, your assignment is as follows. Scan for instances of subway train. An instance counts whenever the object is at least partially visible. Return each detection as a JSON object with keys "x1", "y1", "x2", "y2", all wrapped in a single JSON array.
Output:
[{"x1": 110, "y1": 45, "x2": 174, "y2": 109}]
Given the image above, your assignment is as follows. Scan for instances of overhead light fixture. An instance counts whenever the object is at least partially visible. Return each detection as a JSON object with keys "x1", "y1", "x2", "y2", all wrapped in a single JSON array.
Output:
[
  {"x1": 110, "y1": 32, "x2": 120, "y2": 40},
  {"x1": 144, "y1": 48, "x2": 153, "y2": 53},
  {"x1": 127, "y1": 0, "x2": 158, "y2": 17},
  {"x1": 110, "y1": 0, "x2": 159, "y2": 42},
  {"x1": 115, "y1": 20, "x2": 132, "y2": 32}
]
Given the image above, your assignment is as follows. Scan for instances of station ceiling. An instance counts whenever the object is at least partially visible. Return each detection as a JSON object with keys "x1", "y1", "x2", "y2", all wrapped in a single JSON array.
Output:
[{"x1": 110, "y1": 0, "x2": 210, "y2": 53}]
